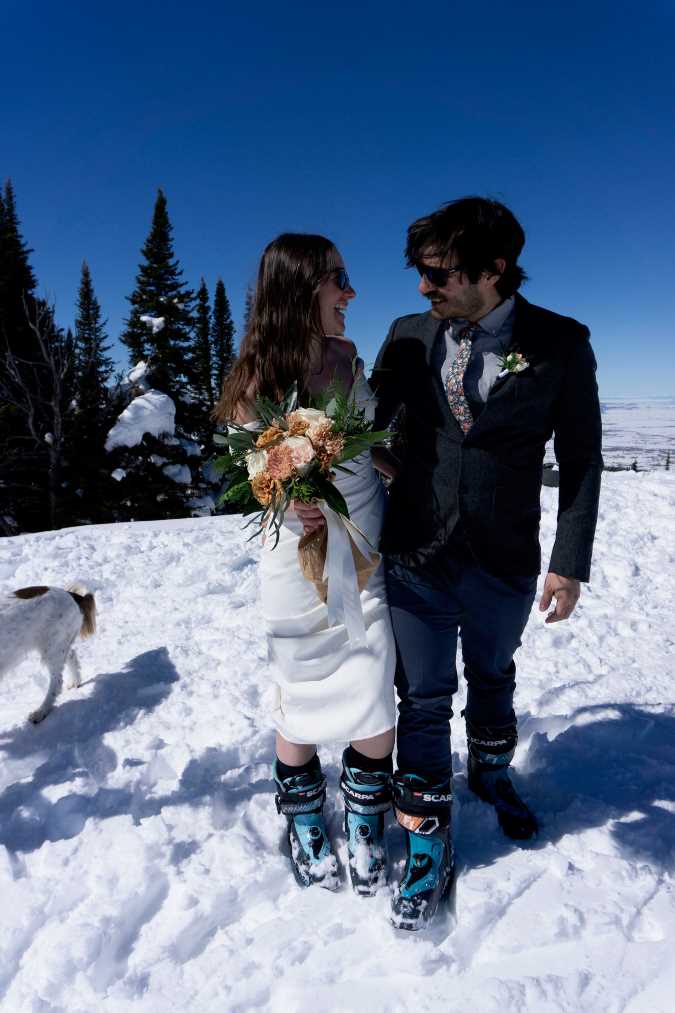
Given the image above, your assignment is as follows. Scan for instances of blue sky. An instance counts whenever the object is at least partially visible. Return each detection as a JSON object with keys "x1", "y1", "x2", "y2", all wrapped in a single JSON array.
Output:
[{"x1": 2, "y1": 0, "x2": 674, "y2": 397}]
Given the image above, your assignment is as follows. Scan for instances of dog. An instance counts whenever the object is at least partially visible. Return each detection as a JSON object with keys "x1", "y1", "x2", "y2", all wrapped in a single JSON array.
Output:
[{"x1": 0, "y1": 584, "x2": 96, "y2": 723}]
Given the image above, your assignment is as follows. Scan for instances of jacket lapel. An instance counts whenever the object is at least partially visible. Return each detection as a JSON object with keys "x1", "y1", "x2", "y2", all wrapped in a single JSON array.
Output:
[{"x1": 484, "y1": 294, "x2": 537, "y2": 402}]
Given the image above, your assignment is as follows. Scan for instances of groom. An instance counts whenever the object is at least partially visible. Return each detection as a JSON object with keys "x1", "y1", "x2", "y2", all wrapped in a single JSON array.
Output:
[{"x1": 370, "y1": 196, "x2": 603, "y2": 930}]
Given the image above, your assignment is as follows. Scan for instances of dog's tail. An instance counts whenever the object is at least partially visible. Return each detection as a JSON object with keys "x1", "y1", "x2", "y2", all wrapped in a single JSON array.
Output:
[{"x1": 67, "y1": 584, "x2": 96, "y2": 638}]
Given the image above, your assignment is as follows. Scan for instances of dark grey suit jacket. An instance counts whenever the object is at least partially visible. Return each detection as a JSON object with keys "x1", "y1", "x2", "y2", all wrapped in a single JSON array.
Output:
[{"x1": 371, "y1": 294, "x2": 603, "y2": 581}]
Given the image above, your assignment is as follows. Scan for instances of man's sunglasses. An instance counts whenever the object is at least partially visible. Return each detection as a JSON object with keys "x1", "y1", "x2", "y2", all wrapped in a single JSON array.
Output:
[
  {"x1": 415, "y1": 263, "x2": 463, "y2": 287},
  {"x1": 334, "y1": 268, "x2": 351, "y2": 291}
]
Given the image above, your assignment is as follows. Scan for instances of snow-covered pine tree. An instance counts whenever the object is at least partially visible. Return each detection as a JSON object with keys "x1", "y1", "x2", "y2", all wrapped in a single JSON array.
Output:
[
  {"x1": 120, "y1": 189, "x2": 195, "y2": 415},
  {"x1": 113, "y1": 190, "x2": 202, "y2": 521},
  {"x1": 211, "y1": 277, "x2": 235, "y2": 403},
  {"x1": 69, "y1": 262, "x2": 118, "y2": 523}
]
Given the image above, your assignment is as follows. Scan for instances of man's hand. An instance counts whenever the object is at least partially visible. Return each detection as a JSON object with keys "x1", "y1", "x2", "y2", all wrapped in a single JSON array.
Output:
[
  {"x1": 538, "y1": 572, "x2": 581, "y2": 624},
  {"x1": 293, "y1": 500, "x2": 325, "y2": 535}
]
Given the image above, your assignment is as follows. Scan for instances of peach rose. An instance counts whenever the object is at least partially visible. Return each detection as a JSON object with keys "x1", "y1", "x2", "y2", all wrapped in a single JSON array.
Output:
[{"x1": 285, "y1": 435, "x2": 316, "y2": 475}]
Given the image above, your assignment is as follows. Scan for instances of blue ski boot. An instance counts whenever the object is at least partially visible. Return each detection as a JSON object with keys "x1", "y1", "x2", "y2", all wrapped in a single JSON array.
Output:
[
  {"x1": 273, "y1": 758, "x2": 339, "y2": 890},
  {"x1": 340, "y1": 748, "x2": 392, "y2": 896},
  {"x1": 466, "y1": 719, "x2": 538, "y2": 841},
  {"x1": 390, "y1": 773, "x2": 454, "y2": 931}
]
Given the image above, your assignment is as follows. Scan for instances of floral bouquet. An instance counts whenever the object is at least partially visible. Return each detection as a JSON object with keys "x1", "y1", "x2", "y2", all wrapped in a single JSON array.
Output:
[{"x1": 214, "y1": 382, "x2": 388, "y2": 641}]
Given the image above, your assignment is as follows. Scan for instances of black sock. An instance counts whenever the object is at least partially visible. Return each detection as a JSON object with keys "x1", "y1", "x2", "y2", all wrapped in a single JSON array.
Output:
[
  {"x1": 274, "y1": 752, "x2": 321, "y2": 783},
  {"x1": 344, "y1": 744, "x2": 393, "y2": 775}
]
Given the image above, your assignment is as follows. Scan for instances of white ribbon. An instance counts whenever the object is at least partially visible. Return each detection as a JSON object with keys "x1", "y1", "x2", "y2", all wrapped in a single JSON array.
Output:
[{"x1": 316, "y1": 502, "x2": 378, "y2": 647}]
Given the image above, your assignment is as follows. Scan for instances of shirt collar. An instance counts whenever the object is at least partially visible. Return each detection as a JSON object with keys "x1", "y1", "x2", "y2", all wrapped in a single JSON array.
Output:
[{"x1": 448, "y1": 295, "x2": 515, "y2": 338}]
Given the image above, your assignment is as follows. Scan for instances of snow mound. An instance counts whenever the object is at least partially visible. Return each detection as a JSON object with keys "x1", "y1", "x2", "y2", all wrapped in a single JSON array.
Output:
[{"x1": 105, "y1": 390, "x2": 176, "y2": 451}]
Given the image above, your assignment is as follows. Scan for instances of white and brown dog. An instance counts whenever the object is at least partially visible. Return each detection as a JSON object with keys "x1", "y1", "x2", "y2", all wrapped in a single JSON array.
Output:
[{"x1": 0, "y1": 584, "x2": 96, "y2": 723}]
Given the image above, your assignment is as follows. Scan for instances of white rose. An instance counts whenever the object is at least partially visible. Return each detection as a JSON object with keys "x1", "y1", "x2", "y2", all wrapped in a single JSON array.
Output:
[
  {"x1": 293, "y1": 407, "x2": 327, "y2": 426},
  {"x1": 285, "y1": 435, "x2": 316, "y2": 475},
  {"x1": 245, "y1": 449, "x2": 268, "y2": 477}
]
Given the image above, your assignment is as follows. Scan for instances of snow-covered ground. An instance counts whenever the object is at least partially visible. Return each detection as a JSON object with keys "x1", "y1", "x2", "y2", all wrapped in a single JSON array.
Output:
[
  {"x1": 544, "y1": 397, "x2": 675, "y2": 471},
  {"x1": 0, "y1": 471, "x2": 674, "y2": 1012}
]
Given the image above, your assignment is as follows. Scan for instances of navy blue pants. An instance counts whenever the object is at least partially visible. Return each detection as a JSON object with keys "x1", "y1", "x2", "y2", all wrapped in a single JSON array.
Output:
[{"x1": 386, "y1": 543, "x2": 537, "y2": 780}]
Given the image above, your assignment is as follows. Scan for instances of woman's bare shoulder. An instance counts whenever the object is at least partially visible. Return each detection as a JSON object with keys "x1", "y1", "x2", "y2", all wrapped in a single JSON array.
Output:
[{"x1": 232, "y1": 383, "x2": 258, "y2": 424}]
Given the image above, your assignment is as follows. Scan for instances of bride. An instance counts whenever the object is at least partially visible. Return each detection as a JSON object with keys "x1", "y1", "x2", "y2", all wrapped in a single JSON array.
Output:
[{"x1": 213, "y1": 233, "x2": 397, "y2": 894}]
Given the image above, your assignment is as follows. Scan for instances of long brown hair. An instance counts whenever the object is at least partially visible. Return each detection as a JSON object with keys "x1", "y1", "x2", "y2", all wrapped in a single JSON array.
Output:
[{"x1": 213, "y1": 233, "x2": 340, "y2": 421}]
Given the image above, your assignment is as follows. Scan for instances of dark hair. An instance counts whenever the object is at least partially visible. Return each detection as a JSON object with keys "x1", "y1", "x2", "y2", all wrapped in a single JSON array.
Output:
[
  {"x1": 405, "y1": 196, "x2": 527, "y2": 298},
  {"x1": 213, "y1": 233, "x2": 339, "y2": 421}
]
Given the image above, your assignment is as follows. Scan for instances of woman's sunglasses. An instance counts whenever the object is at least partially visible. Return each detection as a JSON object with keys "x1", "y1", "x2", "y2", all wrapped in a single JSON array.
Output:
[
  {"x1": 334, "y1": 268, "x2": 351, "y2": 291},
  {"x1": 415, "y1": 263, "x2": 463, "y2": 287}
]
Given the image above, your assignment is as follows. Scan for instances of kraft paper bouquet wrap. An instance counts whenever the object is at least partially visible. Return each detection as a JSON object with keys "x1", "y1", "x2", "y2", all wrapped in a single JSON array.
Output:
[{"x1": 214, "y1": 381, "x2": 388, "y2": 644}]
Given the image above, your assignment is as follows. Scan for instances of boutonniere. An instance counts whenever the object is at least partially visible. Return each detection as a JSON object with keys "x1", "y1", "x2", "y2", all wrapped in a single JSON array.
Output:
[{"x1": 497, "y1": 349, "x2": 530, "y2": 378}]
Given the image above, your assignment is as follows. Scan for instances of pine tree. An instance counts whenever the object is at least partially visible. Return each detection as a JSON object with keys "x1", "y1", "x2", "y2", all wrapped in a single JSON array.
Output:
[
  {"x1": 74, "y1": 262, "x2": 114, "y2": 411},
  {"x1": 243, "y1": 283, "x2": 255, "y2": 335},
  {"x1": 0, "y1": 180, "x2": 48, "y2": 532},
  {"x1": 191, "y1": 278, "x2": 214, "y2": 434},
  {"x1": 70, "y1": 262, "x2": 117, "y2": 523},
  {"x1": 212, "y1": 277, "x2": 235, "y2": 399},
  {"x1": 113, "y1": 190, "x2": 202, "y2": 521},
  {"x1": 120, "y1": 189, "x2": 195, "y2": 411},
  {"x1": 0, "y1": 179, "x2": 38, "y2": 352}
]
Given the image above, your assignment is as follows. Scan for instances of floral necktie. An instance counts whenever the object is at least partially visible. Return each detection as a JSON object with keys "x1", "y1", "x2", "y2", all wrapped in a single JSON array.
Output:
[{"x1": 446, "y1": 323, "x2": 479, "y2": 433}]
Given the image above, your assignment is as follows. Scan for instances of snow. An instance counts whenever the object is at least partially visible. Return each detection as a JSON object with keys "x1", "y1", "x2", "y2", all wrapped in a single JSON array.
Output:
[
  {"x1": 180, "y1": 439, "x2": 203, "y2": 457},
  {"x1": 111, "y1": 468, "x2": 127, "y2": 482},
  {"x1": 162, "y1": 463, "x2": 191, "y2": 485},
  {"x1": 545, "y1": 397, "x2": 675, "y2": 471},
  {"x1": 140, "y1": 316, "x2": 165, "y2": 335},
  {"x1": 188, "y1": 495, "x2": 216, "y2": 517},
  {"x1": 105, "y1": 391, "x2": 176, "y2": 451},
  {"x1": 0, "y1": 471, "x2": 674, "y2": 1011},
  {"x1": 127, "y1": 360, "x2": 150, "y2": 386}
]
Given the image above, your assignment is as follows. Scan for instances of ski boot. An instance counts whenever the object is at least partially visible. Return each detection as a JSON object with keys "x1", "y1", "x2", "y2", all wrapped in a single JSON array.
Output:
[
  {"x1": 390, "y1": 773, "x2": 454, "y2": 931},
  {"x1": 273, "y1": 757, "x2": 339, "y2": 889},
  {"x1": 340, "y1": 748, "x2": 392, "y2": 896},
  {"x1": 466, "y1": 718, "x2": 538, "y2": 840}
]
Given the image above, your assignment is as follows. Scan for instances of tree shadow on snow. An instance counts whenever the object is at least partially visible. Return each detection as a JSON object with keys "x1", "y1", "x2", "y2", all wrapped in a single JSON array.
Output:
[
  {"x1": 0, "y1": 648, "x2": 179, "y2": 852},
  {"x1": 455, "y1": 703, "x2": 675, "y2": 874}
]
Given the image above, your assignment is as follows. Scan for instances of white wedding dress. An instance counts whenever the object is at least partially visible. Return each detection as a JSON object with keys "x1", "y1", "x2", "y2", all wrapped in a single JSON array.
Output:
[{"x1": 258, "y1": 368, "x2": 397, "y2": 744}]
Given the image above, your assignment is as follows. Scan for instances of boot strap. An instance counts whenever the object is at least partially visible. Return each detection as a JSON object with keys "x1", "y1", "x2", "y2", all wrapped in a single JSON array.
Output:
[
  {"x1": 466, "y1": 719, "x2": 517, "y2": 770},
  {"x1": 340, "y1": 774, "x2": 391, "y2": 815},
  {"x1": 392, "y1": 775, "x2": 452, "y2": 836},
  {"x1": 275, "y1": 775, "x2": 326, "y2": 816},
  {"x1": 394, "y1": 808, "x2": 450, "y2": 836}
]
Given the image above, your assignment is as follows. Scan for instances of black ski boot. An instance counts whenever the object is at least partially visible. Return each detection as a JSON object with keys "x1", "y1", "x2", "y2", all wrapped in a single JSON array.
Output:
[
  {"x1": 466, "y1": 718, "x2": 538, "y2": 840},
  {"x1": 273, "y1": 757, "x2": 339, "y2": 890},
  {"x1": 340, "y1": 748, "x2": 392, "y2": 897},
  {"x1": 390, "y1": 773, "x2": 454, "y2": 931}
]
